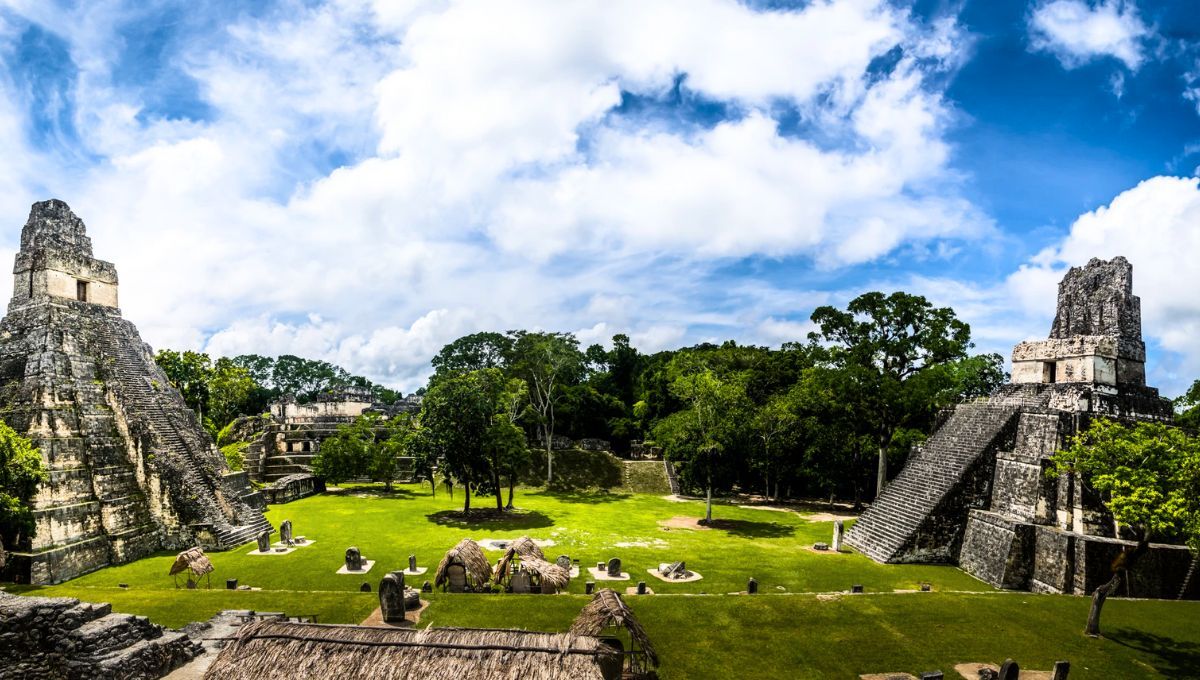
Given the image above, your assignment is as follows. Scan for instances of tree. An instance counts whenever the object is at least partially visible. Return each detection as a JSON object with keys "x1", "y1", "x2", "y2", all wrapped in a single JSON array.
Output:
[
  {"x1": 0, "y1": 421, "x2": 47, "y2": 557},
  {"x1": 154, "y1": 350, "x2": 211, "y2": 417},
  {"x1": 207, "y1": 357, "x2": 256, "y2": 429},
  {"x1": 311, "y1": 416, "x2": 376, "y2": 486},
  {"x1": 655, "y1": 355, "x2": 750, "y2": 523},
  {"x1": 507, "y1": 331, "x2": 583, "y2": 484},
  {"x1": 1177, "y1": 380, "x2": 1200, "y2": 432},
  {"x1": 429, "y1": 332, "x2": 513, "y2": 385},
  {"x1": 752, "y1": 390, "x2": 800, "y2": 502},
  {"x1": 1049, "y1": 418, "x2": 1200, "y2": 636},
  {"x1": 809, "y1": 292, "x2": 972, "y2": 498},
  {"x1": 419, "y1": 370, "x2": 497, "y2": 513}
]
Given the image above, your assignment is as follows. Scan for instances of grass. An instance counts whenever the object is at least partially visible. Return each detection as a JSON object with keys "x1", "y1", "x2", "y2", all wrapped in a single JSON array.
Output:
[{"x1": 7, "y1": 483, "x2": 1200, "y2": 678}]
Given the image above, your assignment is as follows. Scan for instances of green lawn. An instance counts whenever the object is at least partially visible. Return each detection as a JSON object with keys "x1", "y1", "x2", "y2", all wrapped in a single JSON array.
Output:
[{"x1": 7, "y1": 484, "x2": 1200, "y2": 678}]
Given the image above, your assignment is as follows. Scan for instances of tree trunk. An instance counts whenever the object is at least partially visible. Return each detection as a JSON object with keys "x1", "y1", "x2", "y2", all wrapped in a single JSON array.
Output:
[
  {"x1": 506, "y1": 475, "x2": 515, "y2": 510},
  {"x1": 704, "y1": 484, "x2": 713, "y2": 524},
  {"x1": 1086, "y1": 573, "x2": 1120, "y2": 637},
  {"x1": 429, "y1": 477, "x2": 436, "y2": 497},
  {"x1": 853, "y1": 484, "x2": 863, "y2": 512},
  {"x1": 462, "y1": 482, "x2": 471, "y2": 514},
  {"x1": 492, "y1": 466, "x2": 504, "y2": 510},
  {"x1": 764, "y1": 471, "x2": 769, "y2": 501},
  {"x1": 875, "y1": 443, "x2": 888, "y2": 497}
]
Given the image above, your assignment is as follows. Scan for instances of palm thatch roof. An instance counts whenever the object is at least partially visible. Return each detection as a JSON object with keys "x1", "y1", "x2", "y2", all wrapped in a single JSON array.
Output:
[
  {"x1": 203, "y1": 619, "x2": 622, "y2": 680},
  {"x1": 493, "y1": 552, "x2": 570, "y2": 590},
  {"x1": 509, "y1": 536, "x2": 545, "y2": 560},
  {"x1": 570, "y1": 589, "x2": 658, "y2": 668},
  {"x1": 434, "y1": 538, "x2": 492, "y2": 590},
  {"x1": 168, "y1": 547, "x2": 214, "y2": 577}
]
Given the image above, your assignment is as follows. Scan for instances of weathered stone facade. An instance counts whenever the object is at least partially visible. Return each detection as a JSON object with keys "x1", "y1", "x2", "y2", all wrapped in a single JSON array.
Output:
[
  {"x1": 0, "y1": 200, "x2": 269, "y2": 584},
  {"x1": 0, "y1": 589, "x2": 201, "y2": 679},
  {"x1": 846, "y1": 257, "x2": 1196, "y2": 599},
  {"x1": 239, "y1": 386, "x2": 419, "y2": 489}
]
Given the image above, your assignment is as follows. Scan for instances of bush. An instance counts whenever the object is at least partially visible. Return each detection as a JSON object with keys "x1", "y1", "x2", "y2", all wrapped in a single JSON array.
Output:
[{"x1": 219, "y1": 442, "x2": 248, "y2": 471}]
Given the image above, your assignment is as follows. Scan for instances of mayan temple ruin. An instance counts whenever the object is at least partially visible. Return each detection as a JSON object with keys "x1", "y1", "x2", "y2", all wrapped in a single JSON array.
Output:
[
  {"x1": 0, "y1": 200, "x2": 269, "y2": 585},
  {"x1": 847, "y1": 256, "x2": 1199, "y2": 599}
]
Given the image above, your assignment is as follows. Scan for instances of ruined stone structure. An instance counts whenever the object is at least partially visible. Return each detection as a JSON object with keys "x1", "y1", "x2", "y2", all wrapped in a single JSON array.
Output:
[
  {"x1": 0, "y1": 590, "x2": 201, "y2": 678},
  {"x1": 847, "y1": 257, "x2": 1198, "y2": 599},
  {"x1": 239, "y1": 386, "x2": 418, "y2": 490},
  {"x1": 0, "y1": 200, "x2": 269, "y2": 584}
]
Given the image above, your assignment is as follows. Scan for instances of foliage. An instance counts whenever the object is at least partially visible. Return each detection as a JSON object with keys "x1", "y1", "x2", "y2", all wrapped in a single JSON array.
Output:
[
  {"x1": 419, "y1": 370, "x2": 503, "y2": 512},
  {"x1": 1049, "y1": 418, "x2": 1200, "y2": 548},
  {"x1": 507, "y1": 331, "x2": 584, "y2": 483},
  {"x1": 0, "y1": 421, "x2": 46, "y2": 549},
  {"x1": 1176, "y1": 379, "x2": 1200, "y2": 432},
  {"x1": 311, "y1": 414, "x2": 408, "y2": 490},
  {"x1": 219, "y1": 441, "x2": 248, "y2": 472},
  {"x1": 809, "y1": 291, "x2": 974, "y2": 497},
  {"x1": 526, "y1": 448, "x2": 624, "y2": 491}
]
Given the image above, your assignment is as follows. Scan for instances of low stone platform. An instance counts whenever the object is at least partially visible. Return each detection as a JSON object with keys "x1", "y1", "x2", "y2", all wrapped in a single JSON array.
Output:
[
  {"x1": 337, "y1": 560, "x2": 376, "y2": 575},
  {"x1": 647, "y1": 568, "x2": 703, "y2": 583},
  {"x1": 587, "y1": 567, "x2": 630, "y2": 581}
]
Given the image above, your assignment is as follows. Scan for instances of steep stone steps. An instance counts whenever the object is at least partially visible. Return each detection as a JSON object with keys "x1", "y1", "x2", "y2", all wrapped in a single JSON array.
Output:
[{"x1": 846, "y1": 401, "x2": 1024, "y2": 563}]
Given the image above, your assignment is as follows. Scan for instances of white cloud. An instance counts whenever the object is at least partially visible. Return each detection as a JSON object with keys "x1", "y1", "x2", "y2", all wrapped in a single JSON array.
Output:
[
  {"x1": 0, "y1": 0, "x2": 988, "y2": 391},
  {"x1": 1029, "y1": 0, "x2": 1151, "y2": 70}
]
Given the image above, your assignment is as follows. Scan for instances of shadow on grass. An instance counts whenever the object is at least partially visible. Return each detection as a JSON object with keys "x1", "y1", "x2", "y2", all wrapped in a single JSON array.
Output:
[
  {"x1": 1108, "y1": 628, "x2": 1200, "y2": 678},
  {"x1": 526, "y1": 489, "x2": 632, "y2": 504},
  {"x1": 426, "y1": 509, "x2": 555, "y2": 530},
  {"x1": 705, "y1": 518, "x2": 795, "y2": 539},
  {"x1": 326, "y1": 486, "x2": 421, "y2": 500}
]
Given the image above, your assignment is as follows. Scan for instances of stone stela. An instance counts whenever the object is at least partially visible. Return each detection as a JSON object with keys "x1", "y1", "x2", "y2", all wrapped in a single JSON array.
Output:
[{"x1": 845, "y1": 257, "x2": 1197, "y2": 600}]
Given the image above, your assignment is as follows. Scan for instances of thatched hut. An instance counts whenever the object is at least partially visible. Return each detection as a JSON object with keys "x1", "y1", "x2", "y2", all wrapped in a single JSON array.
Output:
[
  {"x1": 434, "y1": 538, "x2": 492, "y2": 592},
  {"x1": 571, "y1": 589, "x2": 658, "y2": 677},
  {"x1": 203, "y1": 619, "x2": 624, "y2": 680},
  {"x1": 494, "y1": 550, "x2": 569, "y2": 594},
  {"x1": 169, "y1": 547, "x2": 214, "y2": 589},
  {"x1": 508, "y1": 536, "x2": 544, "y2": 560}
]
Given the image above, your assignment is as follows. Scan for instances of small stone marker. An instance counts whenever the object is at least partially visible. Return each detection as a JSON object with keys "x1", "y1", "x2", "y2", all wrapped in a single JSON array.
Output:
[
  {"x1": 346, "y1": 546, "x2": 363, "y2": 571},
  {"x1": 1052, "y1": 660, "x2": 1070, "y2": 680},
  {"x1": 920, "y1": 582, "x2": 932, "y2": 592},
  {"x1": 360, "y1": 582, "x2": 371, "y2": 593},
  {"x1": 813, "y1": 542, "x2": 828, "y2": 551},
  {"x1": 636, "y1": 580, "x2": 647, "y2": 595},
  {"x1": 379, "y1": 572, "x2": 406, "y2": 623},
  {"x1": 607, "y1": 558, "x2": 622, "y2": 577},
  {"x1": 832, "y1": 519, "x2": 844, "y2": 552},
  {"x1": 280, "y1": 520, "x2": 293, "y2": 546},
  {"x1": 585, "y1": 581, "x2": 595, "y2": 595},
  {"x1": 226, "y1": 579, "x2": 238, "y2": 590},
  {"x1": 118, "y1": 583, "x2": 128, "y2": 589},
  {"x1": 919, "y1": 672, "x2": 943, "y2": 680},
  {"x1": 256, "y1": 531, "x2": 271, "y2": 553},
  {"x1": 597, "y1": 561, "x2": 605, "y2": 571},
  {"x1": 556, "y1": 555, "x2": 571, "y2": 570},
  {"x1": 408, "y1": 554, "x2": 417, "y2": 572},
  {"x1": 997, "y1": 659, "x2": 1019, "y2": 680},
  {"x1": 747, "y1": 577, "x2": 758, "y2": 594},
  {"x1": 421, "y1": 580, "x2": 432, "y2": 593},
  {"x1": 851, "y1": 584, "x2": 864, "y2": 594}
]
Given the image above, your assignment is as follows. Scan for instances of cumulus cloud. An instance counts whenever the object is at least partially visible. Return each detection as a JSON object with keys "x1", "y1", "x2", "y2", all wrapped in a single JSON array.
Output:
[
  {"x1": 1029, "y1": 0, "x2": 1151, "y2": 70},
  {"x1": 0, "y1": 0, "x2": 987, "y2": 391}
]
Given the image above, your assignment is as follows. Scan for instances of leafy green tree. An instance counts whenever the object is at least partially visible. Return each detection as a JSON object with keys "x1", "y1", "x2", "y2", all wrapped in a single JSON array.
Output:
[
  {"x1": 311, "y1": 416, "x2": 375, "y2": 485},
  {"x1": 430, "y1": 332, "x2": 513, "y2": 385},
  {"x1": 1049, "y1": 419, "x2": 1200, "y2": 636},
  {"x1": 419, "y1": 370, "x2": 497, "y2": 513},
  {"x1": 1176, "y1": 380, "x2": 1200, "y2": 432},
  {"x1": 752, "y1": 390, "x2": 801, "y2": 502},
  {"x1": 809, "y1": 292, "x2": 972, "y2": 498},
  {"x1": 654, "y1": 355, "x2": 751, "y2": 523},
  {"x1": 154, "y1": 350, "x2": 212, "y2": 417},
  {"x1": 207, "y1": 357, "x2": 257, "y2": 429},
  {"x1": 0, "y1": 422, "x2": 47, "y2": 558},
  {"x1": 507, "y1": 331, "x2": 583, "y2": 484}
]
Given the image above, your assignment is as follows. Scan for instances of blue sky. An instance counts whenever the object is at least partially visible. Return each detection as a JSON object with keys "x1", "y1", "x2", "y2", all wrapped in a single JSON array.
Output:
[{"x1": 0, "y1": 0, "x2": 1197, "y2": 395}]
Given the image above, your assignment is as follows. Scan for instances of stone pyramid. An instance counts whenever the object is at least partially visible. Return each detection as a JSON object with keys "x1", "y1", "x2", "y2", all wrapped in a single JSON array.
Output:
[
  {"x1": 0, "y1": 200, "x2": 269, "y2": 584},
  {"x1": 846, "y1": 257, "x2": 1197, "y2": 599}
]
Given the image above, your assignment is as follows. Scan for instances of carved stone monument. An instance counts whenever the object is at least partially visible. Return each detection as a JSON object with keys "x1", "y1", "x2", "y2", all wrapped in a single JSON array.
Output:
[
  {"x1": 832, "y1": 520, "x2": 844, "y2": 552},
  {"x1": 379, "y1": 571, "x2": 406, "y2": 623},
  {"x1": 408, "y1": 554, "x2": 417, "y2": 572},
  {"x1": 256, "y1": 531, "x2": 271, "y2": 553},
  {"x1": 279, "y1": 520, "x2": 293, "y2": 546},
  {"x1": 607, "y1": 558, "x2": 621, "y2": 577},
  {"x1": 345, "y1": 547, "x2": 363, "y2": 571}
]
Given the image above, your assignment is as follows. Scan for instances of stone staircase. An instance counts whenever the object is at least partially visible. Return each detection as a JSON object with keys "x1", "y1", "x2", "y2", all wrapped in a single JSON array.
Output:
[
  {"x1": 96, "y1": 325, "x2": 270, "y2": 548},
  {"x1": 0, "y1": 591, "x2": 201, "y2": 679},
  {"x1": 846, "y1": 401, "x2": 1025, "y2": 563}
]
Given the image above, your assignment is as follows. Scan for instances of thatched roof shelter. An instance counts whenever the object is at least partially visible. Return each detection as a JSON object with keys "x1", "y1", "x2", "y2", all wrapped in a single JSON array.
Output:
[
  {"x1": 203, "y1": 619, "x2": 623, "y2": 680},
  {"x1": 169, "y1": 547, "x2": 214, "y2": 577},
  {"x1": 571, "y1": 588, "x2": 659, "y2": 672},
  {"x1": 493, "y1": 552, "x2": 569, "y2": 592},
  {"x1": 434, "y1": 538, "x2": 492, "y2": 591},
  {"x1": 509, "y1": 536, "x2": 544, "y2": 560}
]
